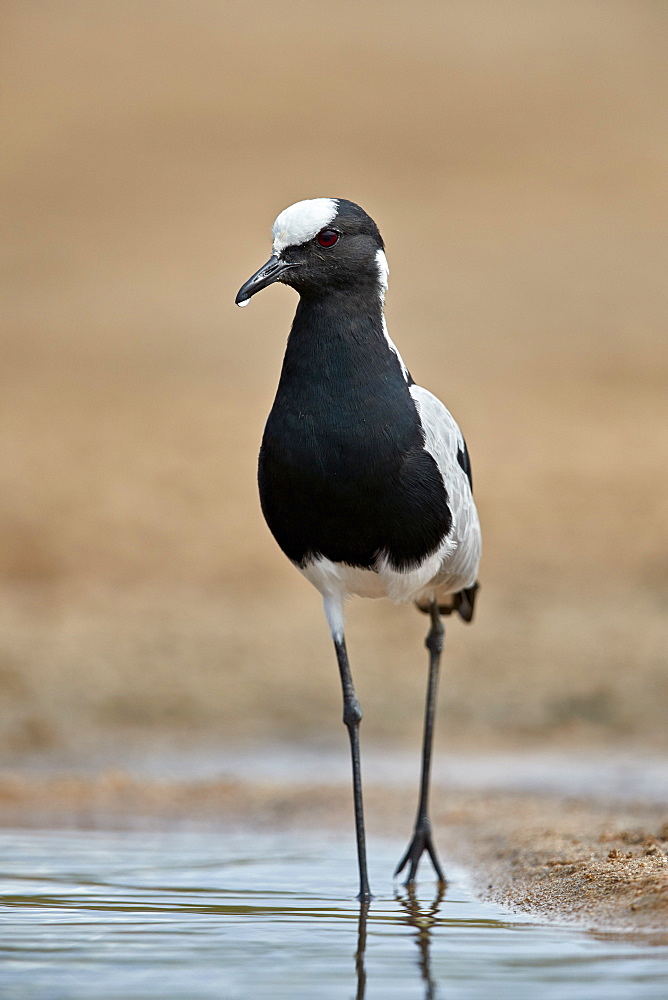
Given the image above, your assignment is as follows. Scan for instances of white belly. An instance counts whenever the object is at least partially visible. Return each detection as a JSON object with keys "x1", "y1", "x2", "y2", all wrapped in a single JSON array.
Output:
[{"x1": 299, "y1": 525, "x2": 479, "y2": 608}]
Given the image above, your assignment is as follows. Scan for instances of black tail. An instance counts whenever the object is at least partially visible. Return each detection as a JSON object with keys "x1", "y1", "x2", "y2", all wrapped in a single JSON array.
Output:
[{"x1": 415, "y1": 582, "x2": 479, "y2": 623}]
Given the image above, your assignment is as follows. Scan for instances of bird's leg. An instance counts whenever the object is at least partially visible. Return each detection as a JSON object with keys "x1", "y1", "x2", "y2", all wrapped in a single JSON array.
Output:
[
  {"x1": 394, "y1": 598, "x2": 446, "y2": 886},
  {"x1": 333, "y1": 633, "x2": 372, "y2": 901}
]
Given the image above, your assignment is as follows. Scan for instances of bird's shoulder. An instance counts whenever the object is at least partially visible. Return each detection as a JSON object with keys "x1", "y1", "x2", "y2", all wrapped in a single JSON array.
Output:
[{"x1": 408, "y1": 384, "x2": 474, "y2": 491}]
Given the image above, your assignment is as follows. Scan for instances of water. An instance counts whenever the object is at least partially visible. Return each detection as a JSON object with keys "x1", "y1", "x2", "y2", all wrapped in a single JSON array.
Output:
[{"x1": 1, "y1": 828, "x2": 667, "y2": 999}]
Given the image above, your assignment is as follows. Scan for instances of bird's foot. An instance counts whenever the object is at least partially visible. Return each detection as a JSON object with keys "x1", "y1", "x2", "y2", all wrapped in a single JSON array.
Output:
[{"x1": 394, "y1": 818, "x2": 446, "y2": 886}]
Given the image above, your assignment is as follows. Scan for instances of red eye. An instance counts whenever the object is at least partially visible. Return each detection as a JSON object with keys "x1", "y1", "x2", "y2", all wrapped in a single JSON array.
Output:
[{"x1": 316, "y1": 229, "x2": 339, "y2": 248}]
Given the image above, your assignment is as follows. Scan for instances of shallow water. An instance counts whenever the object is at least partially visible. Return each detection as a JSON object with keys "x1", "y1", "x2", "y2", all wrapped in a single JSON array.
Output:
[{"x1": 1, "y1": 828, "x2": 667, "y2": 999}]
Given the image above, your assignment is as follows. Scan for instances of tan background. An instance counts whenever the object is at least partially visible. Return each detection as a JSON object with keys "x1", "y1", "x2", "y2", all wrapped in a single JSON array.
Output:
[{"x1": 1, "y1": 0, "x2": 666, "y2": 756}]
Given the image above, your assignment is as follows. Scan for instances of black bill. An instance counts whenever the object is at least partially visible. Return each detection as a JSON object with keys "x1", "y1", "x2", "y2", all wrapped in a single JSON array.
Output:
[{"x1": 235, "y1": 255, "x2": 300, "y2": 307}]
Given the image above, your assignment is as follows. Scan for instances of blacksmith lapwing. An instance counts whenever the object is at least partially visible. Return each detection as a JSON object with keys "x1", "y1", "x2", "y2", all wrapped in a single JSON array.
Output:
[{"x1": 236, "y1": 198, "x2": 481, "y2": 900}]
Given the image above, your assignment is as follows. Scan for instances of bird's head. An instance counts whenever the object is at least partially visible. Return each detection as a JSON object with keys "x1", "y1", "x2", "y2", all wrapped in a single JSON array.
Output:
[{"x1": 235, "y1": 198, "x2": 388, "y2": 307}]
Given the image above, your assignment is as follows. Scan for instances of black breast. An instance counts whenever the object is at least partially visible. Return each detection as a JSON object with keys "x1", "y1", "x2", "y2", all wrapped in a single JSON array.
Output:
[{"x1": 258, "y1": 292, "x2": 452, "y2": 571}]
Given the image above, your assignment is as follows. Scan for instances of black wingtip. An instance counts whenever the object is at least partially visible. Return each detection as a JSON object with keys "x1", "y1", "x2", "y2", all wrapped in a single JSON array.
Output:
[{"x1": 456, "y1": 582, "x2": 479, "y2": 623}]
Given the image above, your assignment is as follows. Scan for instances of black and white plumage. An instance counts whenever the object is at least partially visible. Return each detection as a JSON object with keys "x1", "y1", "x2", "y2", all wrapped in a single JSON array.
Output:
[{"x1": 236, "y1": 198, "x2": 481, "y2": 899}]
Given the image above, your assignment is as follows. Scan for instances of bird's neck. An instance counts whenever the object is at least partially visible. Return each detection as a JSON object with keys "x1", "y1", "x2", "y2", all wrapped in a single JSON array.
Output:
[{"x1": 277, "y1": 288, "x2": 407, "y2": 397}]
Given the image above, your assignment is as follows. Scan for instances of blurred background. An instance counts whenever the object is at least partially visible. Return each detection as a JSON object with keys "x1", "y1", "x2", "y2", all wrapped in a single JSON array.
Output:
[{"x1": 1, "y1": 0, "x2": 666, "y2": 762}]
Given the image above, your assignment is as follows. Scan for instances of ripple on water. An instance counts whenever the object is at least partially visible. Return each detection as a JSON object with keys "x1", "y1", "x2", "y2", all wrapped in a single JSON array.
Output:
[{"x1": 1, "y1": 828, "x2": 667, "y2": 1000}]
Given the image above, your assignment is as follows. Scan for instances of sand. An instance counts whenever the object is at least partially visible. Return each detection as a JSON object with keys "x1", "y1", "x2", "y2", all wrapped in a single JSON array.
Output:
[{"x1": 443, "y1": 792, "x2": 668, "y2": 941}]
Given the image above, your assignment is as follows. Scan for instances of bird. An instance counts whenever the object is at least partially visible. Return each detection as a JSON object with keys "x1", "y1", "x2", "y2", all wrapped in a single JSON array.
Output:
[{"x1": 235, "y1": 198, "x2": 481, "y2": 900}]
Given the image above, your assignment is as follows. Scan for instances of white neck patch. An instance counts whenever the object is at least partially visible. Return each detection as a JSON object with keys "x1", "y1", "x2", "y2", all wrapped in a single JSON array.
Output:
[
  {"x1": 375, "y1": 248, "x2": 389, "y2": 303},
  {"x1": 375, "y1": 248, "x2": 407, "y2": 381},
  {"x1": 272, "y1": 198, "x2": 338, "y2": 253}
]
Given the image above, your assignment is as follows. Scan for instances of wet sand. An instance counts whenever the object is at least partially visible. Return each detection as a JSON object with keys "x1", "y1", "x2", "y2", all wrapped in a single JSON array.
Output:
[{"x1": 443, "y1": 793, "x2": 668, "y2": 941}]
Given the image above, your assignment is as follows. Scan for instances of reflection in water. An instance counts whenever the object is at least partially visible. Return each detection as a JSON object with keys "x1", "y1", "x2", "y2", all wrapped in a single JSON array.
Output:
[
  {"x1": 355, "y1": 898, "x2": 369, "y2": 1000},
  {"x1": 397, "y1": 884, "x2": 445, "y2": 1000},
  {"x1": 355, "y1": 886, "x2": 445, "y2": 1000}
]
